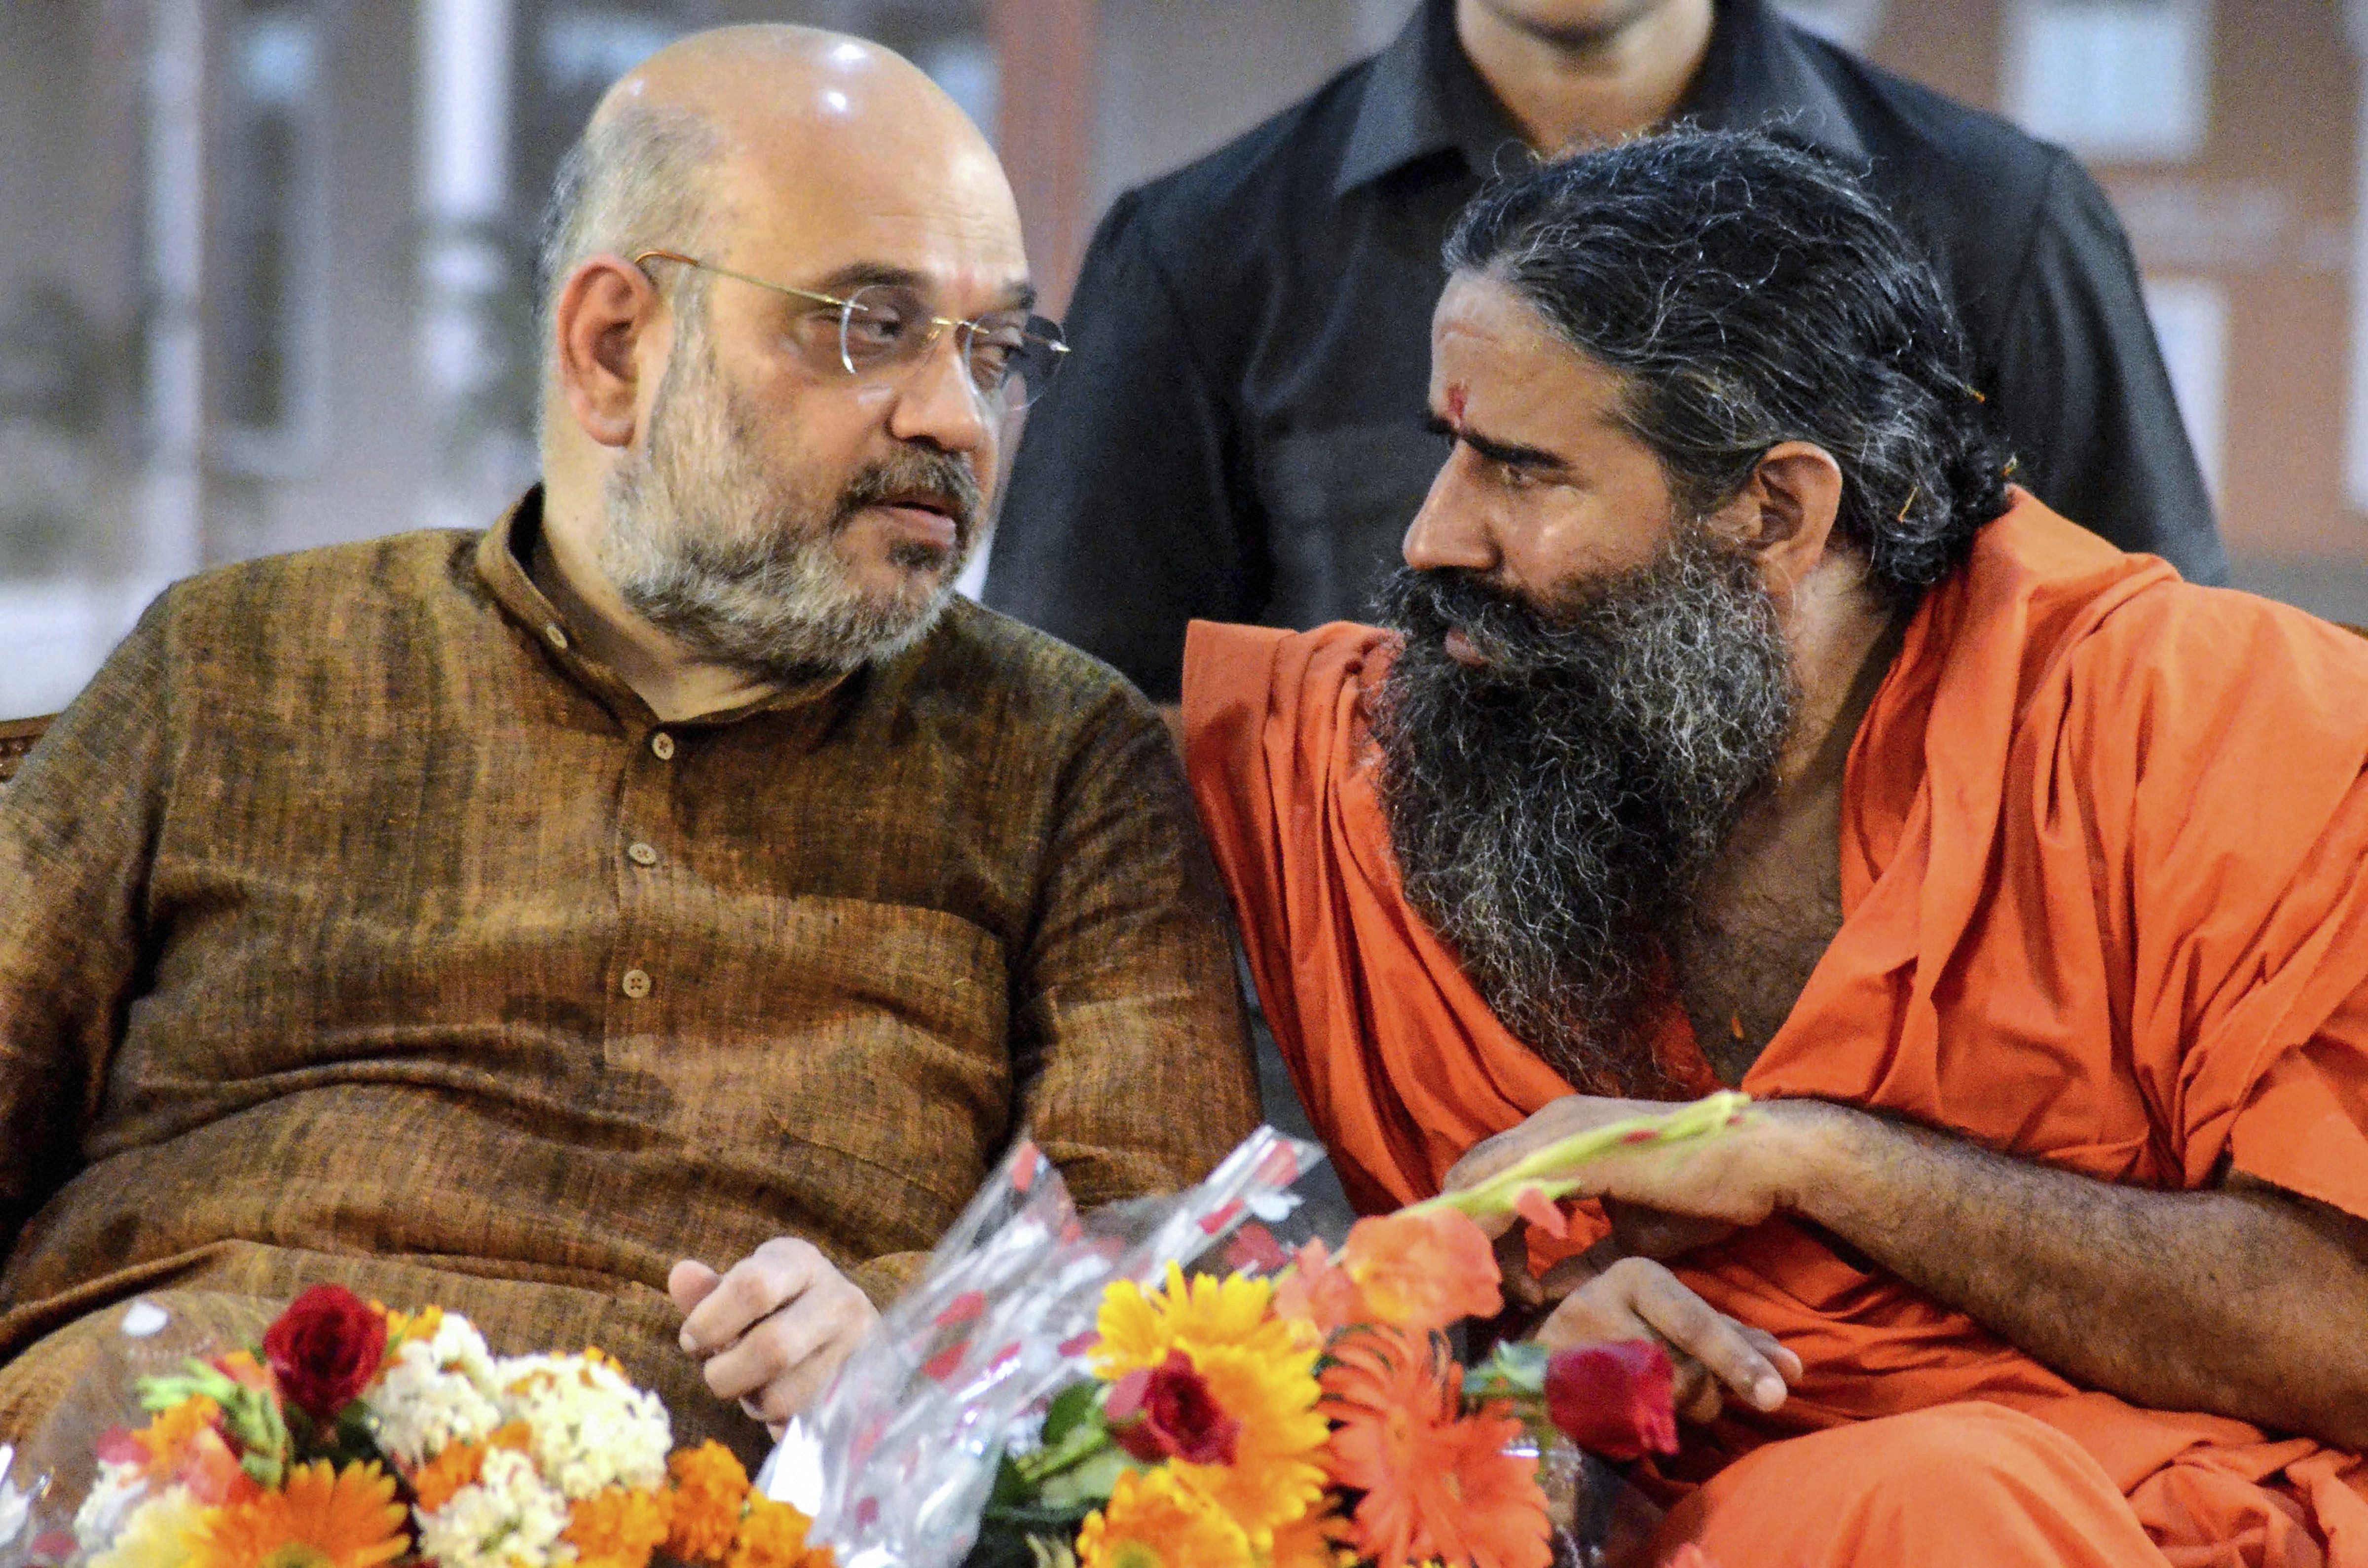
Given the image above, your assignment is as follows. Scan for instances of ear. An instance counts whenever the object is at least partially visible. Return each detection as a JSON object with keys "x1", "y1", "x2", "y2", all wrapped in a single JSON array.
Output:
[
  {"x1": 554, "y1": 255, "x2": 665, "y2": 449},
  {"x1": 1709, "y1": 441, "x2": 1845, "y2": 601}
]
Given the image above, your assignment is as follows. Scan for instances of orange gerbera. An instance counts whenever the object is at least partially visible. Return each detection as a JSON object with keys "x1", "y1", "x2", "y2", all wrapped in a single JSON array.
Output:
[
  {"x1": 664, "y1": 1441, "x2": 752, "y2": 1566},
  {"x1": 1335, "y1": 1210, "x2": 1501, "y2": 1333},
  {"x1": 565, "y1": 1485, "x2": 673, "y2": 1568},
  {"x1": 1319, "y1": 1328, "x2": 1549, "y2": 1568},
  {"x1": 1077, "y1": 1466, "x2": 1253, "y2": 1568},
  {"x1": 189, "y1": 1459, "x2": 408, "y2": 1568}
]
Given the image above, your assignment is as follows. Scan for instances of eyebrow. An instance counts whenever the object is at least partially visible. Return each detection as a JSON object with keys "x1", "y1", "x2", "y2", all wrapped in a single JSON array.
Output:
[
  {"x1": 1426, "y1": 413, "x2": 1570, "y2": 473},
  {"x1": 807, "y1": 261, "x2": 1038, "y2": 316}
]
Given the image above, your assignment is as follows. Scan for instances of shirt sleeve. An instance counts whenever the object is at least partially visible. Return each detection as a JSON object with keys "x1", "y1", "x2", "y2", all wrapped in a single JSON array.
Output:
[
  {"x1": 984, "y1": 191, "x2": 1259, "y2": 703},
  {"x1": 1010, "y1": 684, "x2": 1260, "y2": 1210},
  {"x1": 1988, "y1": 150, "x2": 2230, "y2": 586},
  {"x1": 0, "y1": 596, "x2": 172, "y2": 1254}
]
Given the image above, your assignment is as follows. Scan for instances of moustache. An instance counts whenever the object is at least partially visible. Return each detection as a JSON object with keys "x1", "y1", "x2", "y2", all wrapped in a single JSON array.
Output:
[
  {"x1": 835, "y1": 447, "x2": 985, "y2": 545},
  {"x1": 1375, "y1": 567, "x2": 1590, "y2": 680}
]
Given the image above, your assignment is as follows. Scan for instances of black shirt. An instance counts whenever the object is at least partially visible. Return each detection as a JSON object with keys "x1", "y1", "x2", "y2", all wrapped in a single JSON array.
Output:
[{"x1": 986, "y1": 0, "x2": 2226, "y2": 700}]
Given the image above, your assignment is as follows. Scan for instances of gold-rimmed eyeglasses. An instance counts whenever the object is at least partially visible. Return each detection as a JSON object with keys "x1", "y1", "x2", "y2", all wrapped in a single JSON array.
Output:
[{"x1": 631, "y1": 249, "x2": 1069, "y2": 410}]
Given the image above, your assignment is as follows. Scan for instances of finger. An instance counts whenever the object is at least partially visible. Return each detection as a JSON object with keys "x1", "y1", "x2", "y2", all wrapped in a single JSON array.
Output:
[
  {"x1": 1739, "y1": 1325, "x2": 1803, "y2": 1385},
  {"x1": 704, "y1": 1287, "x2": 876, "y2": 1423},
  {"x1": 668, "y1": 1259, "x2": 722, "y2": 1316},
  {"x1": 1627, "y1": 1270, "x2": 1787, "y2": 1413},
  {"x1": 1495, "y1": 1227, "x2": 1544, "y2": 1309},
  {"x1": 1673, "y1": 1352, "x2": 1724, "y2": 1424},
  {"x1": 681, "y1": 1238, "x2": 825, "y2": 1356}
]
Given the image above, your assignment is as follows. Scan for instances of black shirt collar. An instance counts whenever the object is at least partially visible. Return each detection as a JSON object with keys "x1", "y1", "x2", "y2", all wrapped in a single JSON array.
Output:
[{"x1": 1335, "y1": 0, "x2": 1867, "y2": 199}]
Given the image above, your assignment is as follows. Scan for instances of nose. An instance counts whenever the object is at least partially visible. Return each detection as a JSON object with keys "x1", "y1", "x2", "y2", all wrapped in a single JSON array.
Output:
[
  {"x1": 887, "y1": 329, "x2": 996, "y2": 458},
  {"x1": 1402, "y1": 447, "x2": 1499, "y2": 574}
]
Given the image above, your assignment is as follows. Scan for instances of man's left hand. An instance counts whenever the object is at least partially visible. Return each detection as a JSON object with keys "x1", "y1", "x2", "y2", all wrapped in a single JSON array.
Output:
[
  {"x1": 670, "y1": 1239, "x2": 879, "y2": 1437},
  {"x1": 1445, "y1": 1094, "x2": 1847, "y2": 1241}
]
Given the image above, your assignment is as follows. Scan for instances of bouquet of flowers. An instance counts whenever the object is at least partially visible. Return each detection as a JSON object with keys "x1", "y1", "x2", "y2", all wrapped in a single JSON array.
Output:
[
  {"x1": 782, "y1": 1094, "x2": 1751, "y2": 1568},
  {"x1": 22, "y1": 1287, "x2": 825, "y2": 1568}
]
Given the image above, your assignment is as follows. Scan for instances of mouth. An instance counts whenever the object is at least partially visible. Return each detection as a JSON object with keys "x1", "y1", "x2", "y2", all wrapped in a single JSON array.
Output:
[
  {"x1": 862, "y1": 492, "x2": 963, "y2": 553},
  {"x1": 1442, "y1": 626, "x2": 1488, "y2": 668}
]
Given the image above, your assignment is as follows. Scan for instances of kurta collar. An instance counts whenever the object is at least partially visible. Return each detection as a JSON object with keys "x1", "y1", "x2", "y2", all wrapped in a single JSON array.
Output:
[{"x1": 472, "y1": 485, "x2": 856, "y2": 732}]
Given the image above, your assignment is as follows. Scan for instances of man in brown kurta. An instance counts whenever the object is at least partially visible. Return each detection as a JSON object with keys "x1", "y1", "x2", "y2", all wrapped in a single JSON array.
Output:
[{"x1": 0, "y1": 28, "x2": 1256, "y2": 1467}]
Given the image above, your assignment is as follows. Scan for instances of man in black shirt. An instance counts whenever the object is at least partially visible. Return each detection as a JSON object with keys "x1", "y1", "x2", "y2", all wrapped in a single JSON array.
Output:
[{"x1": 986, "y1": 0, "x2": 2226, "y2": 702}]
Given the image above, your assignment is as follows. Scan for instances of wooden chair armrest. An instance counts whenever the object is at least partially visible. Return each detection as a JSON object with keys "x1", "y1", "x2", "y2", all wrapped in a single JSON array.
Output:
[{"x1": 0, "y1": 715, "x2": 53, "y2": 785}]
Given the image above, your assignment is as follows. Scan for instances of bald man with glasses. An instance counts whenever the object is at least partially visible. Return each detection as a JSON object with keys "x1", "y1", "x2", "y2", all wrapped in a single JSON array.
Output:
[{"x1": 0, "y1": 26, "x2": 1255, "y2": 1465}]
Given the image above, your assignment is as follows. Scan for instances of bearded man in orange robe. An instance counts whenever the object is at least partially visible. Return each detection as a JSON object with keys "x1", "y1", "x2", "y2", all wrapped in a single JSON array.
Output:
[{"x1": 1183, "y1": 128, "x2": 2368, "y2": 1566}]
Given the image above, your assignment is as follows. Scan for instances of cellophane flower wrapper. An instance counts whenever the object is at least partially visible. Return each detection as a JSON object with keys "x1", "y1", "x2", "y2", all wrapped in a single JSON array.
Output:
[
  {"x1": 782, "y1": 1125, "x2": 1325, "y2": 1568},
  {"x1": 0, "y1": 1296, "x2": 270, "y2": 1568}
]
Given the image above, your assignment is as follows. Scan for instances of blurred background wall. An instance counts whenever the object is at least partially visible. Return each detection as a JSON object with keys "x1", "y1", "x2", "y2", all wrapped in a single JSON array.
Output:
[{"x1": 2, "y1": 0, "x2": 2363, "y2": 715}]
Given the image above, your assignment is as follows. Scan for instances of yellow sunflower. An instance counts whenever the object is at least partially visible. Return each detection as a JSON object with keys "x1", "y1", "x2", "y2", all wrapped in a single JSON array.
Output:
[
  {"x1": 1092, "y1": 1268, "x2": 1330, "y2": 1546},
  {"x1": 1093, "y1": 1267, "x2": 1308, "y2": 1380},
  {"x1": 189, "y1": 1460, "x2": 408, "y2": 1568},
  {"x1": 1078, "y1": 1466, "x2": 1253, "y2": 1568}
]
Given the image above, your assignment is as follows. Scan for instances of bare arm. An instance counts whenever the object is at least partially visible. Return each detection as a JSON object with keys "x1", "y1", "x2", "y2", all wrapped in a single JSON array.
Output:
[
  {"x1": 1791, "y1": 1105, "x2": 2368, "y2": 1448},
  {"x1": 1451, "y1": 1095, "x2": 2368, "y2": 1449}
]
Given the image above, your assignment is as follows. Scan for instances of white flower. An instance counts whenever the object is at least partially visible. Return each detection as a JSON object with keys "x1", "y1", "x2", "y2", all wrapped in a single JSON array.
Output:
[
  {"x1": 71, "y1": 1462, "x2": 151, "y2": 1555},
  {"x1": 413, "y1": 1447, "x2": 573, "y2": 1568},
  {"x1": 368, "y1": 1312, "x2": 505, "y2": 1467},
  {"x1": 86, "y1": 1485, "x2": 203, "y2": 1568},
  {"x1": 494, "y1": 1352, "x2": 671, "y2": 1499}
]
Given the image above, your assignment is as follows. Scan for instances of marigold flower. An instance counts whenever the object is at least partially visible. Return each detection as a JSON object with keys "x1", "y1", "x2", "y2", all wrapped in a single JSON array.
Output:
[
  {"x1": 665, "y1": 1441, "x2": 752, "y2": 1566},
  {"x1": 1336, "y1": 1210, "x2": 1501, "y2": 1333},
  {"x1": 132, "y1": 1396, "x2": 222, "y2": 1477},
  {"x1": 1319, "y1": 1328, "x2": 1549, "y2": 1568},
  {"x1": 727, "y1": 1495, "x2": 824, "y2": 1568},
  {"x1": 189, "y1": 1459, "x2": 408, "y2": 1568},
  {"x1": 1077, "y1": 1466, "x2": 1252, "y2": 1568},
  {"x1": 408, "y1": 1440, "x2": 484, "y2": 1514},
  {"x1": 1094, "y1": 1267, "x2": 1330, "y2": 1545},
  {"x1": 564, "y1": 1484, "x2": 673, "y2": 1568},
  {"x1": 375, "y1": 1304, "x2": 445, "y2": 1366}
]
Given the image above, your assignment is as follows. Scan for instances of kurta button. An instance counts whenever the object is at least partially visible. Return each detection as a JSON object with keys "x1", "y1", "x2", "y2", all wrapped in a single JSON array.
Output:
[
  {"x1": 627, "y1": 841, "x2": 659, "y2": 866},
  {"x1": 544, "y1": 624, "x2": 568, "y2": 651},
  {"x1": 620, "y1": 968, "x2": 651, "y2": 998},
  {"x1": 650, "y1": 732, "x2": 675, "y2": 761}
]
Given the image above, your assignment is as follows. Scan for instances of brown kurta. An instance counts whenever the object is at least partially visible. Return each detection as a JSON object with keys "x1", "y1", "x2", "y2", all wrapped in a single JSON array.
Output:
[{"x1": 0, "y1": 489, "x2": 1257, "y2": 1462}]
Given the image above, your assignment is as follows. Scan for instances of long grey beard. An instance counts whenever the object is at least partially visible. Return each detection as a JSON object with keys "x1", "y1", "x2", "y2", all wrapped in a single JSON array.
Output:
[{"x1": 1369, "y1": 526, "x2": 1797, "y2": 1095}]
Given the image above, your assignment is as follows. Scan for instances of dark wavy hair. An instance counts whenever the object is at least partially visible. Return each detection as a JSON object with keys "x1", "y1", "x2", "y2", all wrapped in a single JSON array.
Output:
[{"x1": 1443, "y1": 128, "x2": 2011, "y2": 607}]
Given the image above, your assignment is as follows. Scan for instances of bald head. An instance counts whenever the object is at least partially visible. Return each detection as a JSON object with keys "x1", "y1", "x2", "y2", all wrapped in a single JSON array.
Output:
[{"x1": 536, "y1": 25, "x2": 1019, "y2": 407}]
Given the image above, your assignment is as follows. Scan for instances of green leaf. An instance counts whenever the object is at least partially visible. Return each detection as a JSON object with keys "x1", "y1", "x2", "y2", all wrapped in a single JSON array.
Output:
[
  {"x1": 1036, "y1": 1447, "x2": 1132, "y2": 1512},
  {"x1": 1464, "y1": 1340, "x2": 1549, "y2": 1400},
  {"x1": 1040, "y1": 1382, "x2": 1101, "y2": 1450}
]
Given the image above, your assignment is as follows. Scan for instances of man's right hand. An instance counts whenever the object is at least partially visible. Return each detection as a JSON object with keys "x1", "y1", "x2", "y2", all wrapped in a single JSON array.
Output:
[{"x1": 1537, "y1": 1255, "x2": 1800, "y2": 1424}]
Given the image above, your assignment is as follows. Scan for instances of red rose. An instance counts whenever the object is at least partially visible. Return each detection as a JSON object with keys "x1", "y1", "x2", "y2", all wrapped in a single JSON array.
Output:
[
  {"x1": 1105, "y1": 1349, "x2": 1241, "y2": 1466},
  {"x1": 1545, "y1": 1339, "x2": 1679, "y2": 1462},
  {"x1": 261, "y1": 1284, "x2": 388, "y2": 1423}
]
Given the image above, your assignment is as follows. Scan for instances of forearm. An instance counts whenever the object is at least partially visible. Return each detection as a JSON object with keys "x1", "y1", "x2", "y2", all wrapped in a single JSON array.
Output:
[{"x1": 1785, "y1": 1103, "x2": 2368, "y2": 1446}]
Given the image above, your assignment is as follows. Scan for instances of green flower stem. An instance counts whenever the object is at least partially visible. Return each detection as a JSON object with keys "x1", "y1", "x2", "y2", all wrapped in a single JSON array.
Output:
[{"x1": 1405, "y1": 1090, "x2": 1753, "y2": 1224}]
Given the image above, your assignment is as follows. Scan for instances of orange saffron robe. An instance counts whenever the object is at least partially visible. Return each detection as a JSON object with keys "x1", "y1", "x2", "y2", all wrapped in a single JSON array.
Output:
[{"x1": 1184, "y1": 495, "x2": 2368, "y2": 1565}]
